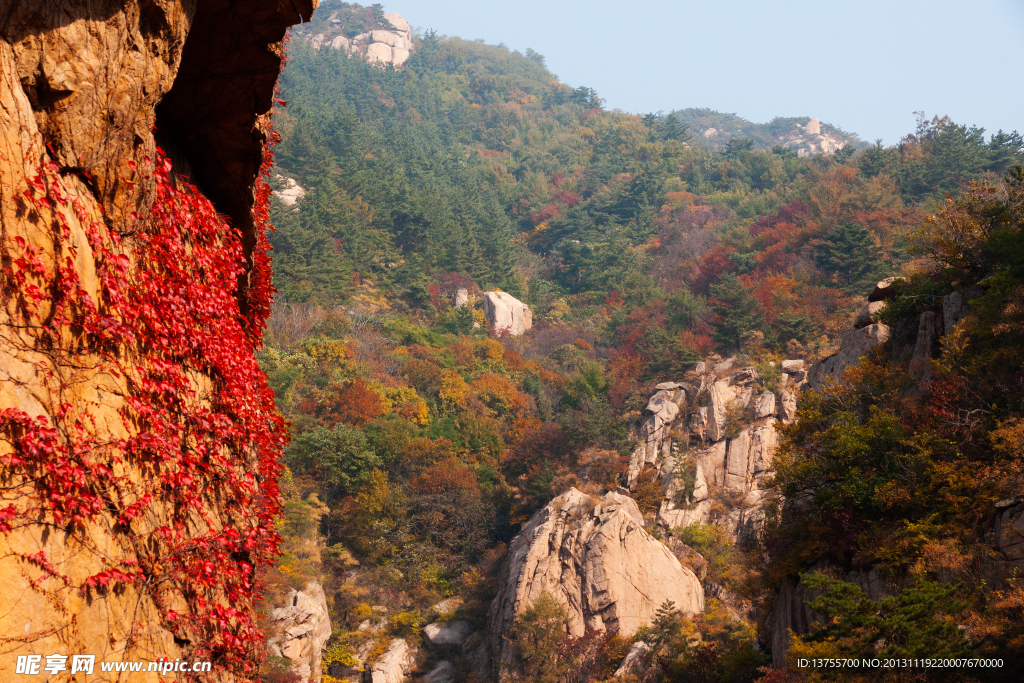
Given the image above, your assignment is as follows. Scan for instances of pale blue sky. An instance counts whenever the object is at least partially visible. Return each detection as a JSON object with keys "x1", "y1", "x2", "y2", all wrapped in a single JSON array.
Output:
[{"x1": 381, "y1": 0, "x2": 1023, "y2": 144}]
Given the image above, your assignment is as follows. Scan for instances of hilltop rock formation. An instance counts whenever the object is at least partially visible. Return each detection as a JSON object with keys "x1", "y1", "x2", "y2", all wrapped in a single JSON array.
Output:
[
  {"x1": 266, "y1": 582, "x2": 333, "y2": 683},
  {"x1": 0, "y1": 1, "x2": 314, "y2": 678},
  {"x1": 482, "y1": 291, "x2": 533, "y2": 336},
  {"x1": 310, "y1": 11, "x2": 414, "y2": 66},
  {"x1": 487, "y1": 488, "x2": 703, "y2": 680}
]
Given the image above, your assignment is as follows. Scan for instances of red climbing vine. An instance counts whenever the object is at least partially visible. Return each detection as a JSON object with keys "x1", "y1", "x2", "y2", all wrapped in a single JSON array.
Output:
[{"x1": 0, "y1": 136, "x2": 284, "y2": 677}]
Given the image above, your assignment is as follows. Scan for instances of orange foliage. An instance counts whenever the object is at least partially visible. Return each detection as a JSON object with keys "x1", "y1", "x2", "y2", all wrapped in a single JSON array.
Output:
[
  {"x1": 503, "y1": 348, "x2": 526, "y2": 371},
  {"x1": 472, "y1": 373, "x2": 527, "y2": 419},
  {"x1": 400, "y1": 437, "x2": 458, "y2": 471},
  {"x1": 451, "y1": 338, "x2": 475, "y2": 367},
  {"x1": 311, "y1": 378, "x2": 385, "y2": 426},
  {"x1": 410, "y1": 458, "x2": 480, "y2": 497}
]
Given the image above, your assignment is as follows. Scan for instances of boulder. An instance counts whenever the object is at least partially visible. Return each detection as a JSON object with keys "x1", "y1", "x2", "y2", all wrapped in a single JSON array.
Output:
[
  {"x1": 714, "y1": 358, "x2": 736, "y2": 373},
  {"x1": 487, "y1": 489, "x2": 703, "y2": 680},
  {"x1": 854, "y1": 300, "x2": 886, "y2": 329},
  {"x1": 703, "y1": 128, "x2": 718, "y2": 137},
  {"x1": 423, "y1": 660, "x2": 457, "y2": 683},
  {"x1": 614, "y1": 641, "x2": 651, "y2": 677},
  {"x1": 868, "y1": 277, "x2": 903, "y2": 302},
  {"x1": 805, "y1": 118, "x2": 821, "y2": 135},
  {"x1": 369, "y1": 639, "x2": 416, "y2": 683},
  {"x1": 749, "y1": 422, "x2": 779, "y2": 481},
  {"x1": 329, "y1": 35, "x2": 351, "y2": 51},
  {"x1": 808, "y1": 324, "x2": 891, "y2": 391},
  {"x1": 383, "y1": 12, "x2": 412, "y2": 38},
  {"x1": 431, "y1": 597, "x2": 463, "y2": 616},
  {"x1": 780, "y1": 359, "x2": 805, "y2": 374},
  {"x1": 266, "y1": 582, "x2": 332, "y2": 683},
  {"x1": 453, "y1": 288, "x2": 469, "y2": 308},
  {"x1": 725, "y1": 430, "x2": 751, "y2": 491},
  {"x1": 598, "y1": 490, "x2": 646, "y2": 525},
  {"x1": 694, "y1": 440, "x2": 727, "y2": 487},
  {"x1": 481, "y1": 291, "x2": 532, "y2": 336},
  {"x1": 370, "y1": 29, "x2": 406, "y2": 47},
  {"x1": 423, "y1": 620, "x2": 472, "y2": 647},
  {"x1": 691, "y1": 462, "x2": 709, "y2": 502}
]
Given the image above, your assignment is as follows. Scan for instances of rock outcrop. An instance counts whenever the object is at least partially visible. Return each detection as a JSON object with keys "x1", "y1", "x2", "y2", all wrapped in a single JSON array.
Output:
[
  {"x1": 423, "y1": 660, "x2": 457, "y2": 683},
  {"x1": 770, "y1": 565, "x2": 890, "y2": 667},
  {"x1": 0, "y1": 1, "x2": 314, "y2": 679},
  {"x1": 267, "y1": 582, "x2": 333, "y2": 683},
  {"x1": 482, "y1": 291, "x2": 533, "y2": 336},
  {"x1": 793, "y1": 117, "x2": 847, "y2": 157},
  {"x1": 273, "y1": 175, "x2": 307, "y2": 206},
  {"x1": 625, "y1": 359, "x2": 806, "y2": 539},
  {"x1": 310, "y1": 11, "x2": 414, "y2": 66},
  {"x1": 487, "y1": 488, "x2": 703, "y2": 679},
  {"x1": 808, "y1": 324, "x2": 891, "y2": 391}
]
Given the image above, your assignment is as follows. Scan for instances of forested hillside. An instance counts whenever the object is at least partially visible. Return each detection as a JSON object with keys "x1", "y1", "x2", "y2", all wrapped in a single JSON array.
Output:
[{"x1": 258, "y1": 4, "x2": 1024, "y2": 682}]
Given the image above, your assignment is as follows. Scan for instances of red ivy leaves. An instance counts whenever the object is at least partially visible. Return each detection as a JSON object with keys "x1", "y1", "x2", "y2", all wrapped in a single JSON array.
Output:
[{"x1": 0, "y1": 138, "x2": 285, "y2": 678}]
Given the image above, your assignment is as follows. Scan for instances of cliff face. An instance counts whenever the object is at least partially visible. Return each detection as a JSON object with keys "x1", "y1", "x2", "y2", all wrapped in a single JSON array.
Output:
[{"x1": 0, "y1": 1, "x2": 314, "y2": 679}]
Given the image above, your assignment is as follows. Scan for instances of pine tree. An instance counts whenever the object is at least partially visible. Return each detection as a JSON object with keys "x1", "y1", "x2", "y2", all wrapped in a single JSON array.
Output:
[
  {"x1": 815, "y1": 222, "x2": 886, "y2": 293},
  {"x1": 710, "y1": 274, "x2": 766, "y2": 351}
]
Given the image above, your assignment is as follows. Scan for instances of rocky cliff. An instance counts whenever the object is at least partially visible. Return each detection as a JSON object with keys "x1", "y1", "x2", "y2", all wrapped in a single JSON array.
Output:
[
  {"x1": 0, "y1": 1, "x2": 314, "y2": 679},
  {"x1": 626, "y1": 359, "x2": 807, "y2": 541}
]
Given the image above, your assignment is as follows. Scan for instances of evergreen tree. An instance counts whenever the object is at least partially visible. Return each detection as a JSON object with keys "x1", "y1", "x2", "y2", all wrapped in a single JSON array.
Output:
[
  {"x1": 710, "y1": 274, "x2": 766, "y2": 351},
  {"x1": 815, "y1": 222, "x2": 886, "y2": 293}
]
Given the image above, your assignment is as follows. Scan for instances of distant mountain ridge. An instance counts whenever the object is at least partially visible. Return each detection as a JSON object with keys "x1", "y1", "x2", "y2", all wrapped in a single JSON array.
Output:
[{"x1": 670, "y1": 107, "x2": 865, "y2": 156}]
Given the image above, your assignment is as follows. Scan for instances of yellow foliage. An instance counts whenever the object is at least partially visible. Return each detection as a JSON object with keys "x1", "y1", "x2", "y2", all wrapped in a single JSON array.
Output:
[
  {"x1": 476, "y1": 337, "x2": 505, "y2": 362},
  {"x1": 307, "y1": 339, "x2": 353, "y2": 366},
  {"x1": 472, "y1": 308, "x2": 487, "y2": 327},
  {"x1": 439, "y1": 369, "x2": 470, "y2": 410}
]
